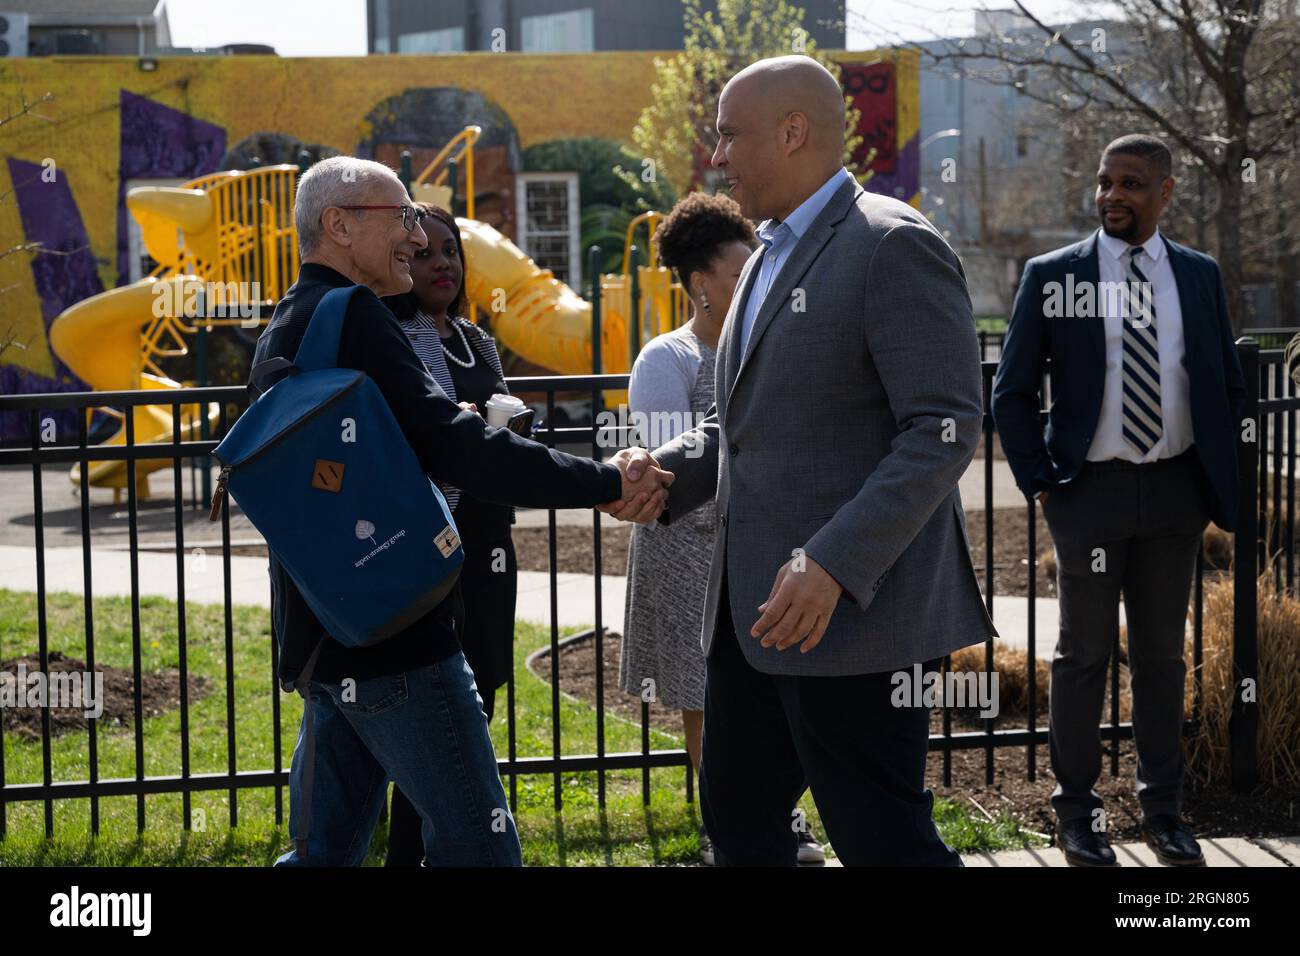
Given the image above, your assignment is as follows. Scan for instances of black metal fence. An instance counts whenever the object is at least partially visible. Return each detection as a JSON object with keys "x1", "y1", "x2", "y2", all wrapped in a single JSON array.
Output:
[
  {"x1": 977, "y1": 331, "x2": 1005, "y2": 361},
  {"x1": 0, "y1": 341, "x2": 1290, "y2": 837}
]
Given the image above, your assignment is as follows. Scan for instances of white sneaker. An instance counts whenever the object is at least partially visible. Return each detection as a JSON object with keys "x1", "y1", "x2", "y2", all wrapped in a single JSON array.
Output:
[
  {"x1": 699, "y1": 827, "x2": 716, "y2": 866},
  {"x1": 797, "y1": 828, "x2": 826, "y2": 865}
]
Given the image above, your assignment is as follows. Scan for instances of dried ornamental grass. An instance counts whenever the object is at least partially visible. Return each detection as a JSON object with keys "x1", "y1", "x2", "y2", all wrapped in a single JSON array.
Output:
[{"x1": 1184, "y1": 574, "x2": 1300, "y2": 787}]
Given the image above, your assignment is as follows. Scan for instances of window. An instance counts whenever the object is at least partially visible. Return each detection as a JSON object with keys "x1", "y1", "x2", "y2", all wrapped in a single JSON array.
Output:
[
  {"x1": 516, "y1": 172, "x2": 581, "y2": 291},
  {"x1": 373, "y1": 0, "x2": 390, "y2": 52},
  {"x1": 520, "y1": 8, "x2": 594, "y2": 52},
  {"x1": 398, "y1": 28, "x2": 464, "y2": 53}
]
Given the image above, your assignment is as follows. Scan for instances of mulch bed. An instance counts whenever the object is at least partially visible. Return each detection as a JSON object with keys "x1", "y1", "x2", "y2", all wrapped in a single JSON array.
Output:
[
  {"x1": 231, "y1": 508, "x2": 1244, "y2": 600},
  {"x1": 963, "y1": 507, "x2": 1058, "y2": 598},
  {"x1": 528, "y1": 630, "x2": 684, "y2": 732},
  {"x1": 203, "y1": 450, "x2": 1285, "y2": 602},
  {"x1": 510, "y1": 509, "x2": 1243, "y2": 599},
  {"x1": 227, "y1": 511, "x2": 1242, "y2": 600},
  {"x1": 530, "y1": 633, "x2": 1300, "y2": 842},
  {"x1": 0, "y1": 651, "x2": 212, "y2": 739},
  {"x1": 513, "y1": 525, "x2": 631, "y2": 577},
  {"x1": 926, "y1": 736, "x2": 1300, "y2": 844},
  {"x1": 227, "y1": 523, "x2": 634, "y2": 575}
]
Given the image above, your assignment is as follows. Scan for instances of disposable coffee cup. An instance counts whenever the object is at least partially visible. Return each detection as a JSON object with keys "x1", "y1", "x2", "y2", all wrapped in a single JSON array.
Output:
[{"x1": 485, "y1": 393, "x2": 527, "y2": 428}]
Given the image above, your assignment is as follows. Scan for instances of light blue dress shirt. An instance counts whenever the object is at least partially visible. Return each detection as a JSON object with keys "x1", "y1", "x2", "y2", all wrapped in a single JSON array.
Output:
[{"x1": 738, "y1": 166, "x2": 855, "y2": 356}]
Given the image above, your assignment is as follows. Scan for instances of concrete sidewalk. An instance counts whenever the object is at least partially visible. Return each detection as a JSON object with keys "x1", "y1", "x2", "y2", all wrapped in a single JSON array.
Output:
[
  {"x1": 822, "y1": 836, "x2": 1299, "y2": 866},
  {"x1": 958, "y1": 836, "x2": 1298, "y2": 867},
  {"x1": 0, "y1": 455, "x2": 1026, "y2": 552},
  {"x1": 0, "y1": 544, "x2": 623, "y2": 626},
  {"x1": 0, "y1": 542, "x2": 634, "y2": 631},
  {"x1": 2, "y1": 544, "x2": 1090, "y2": 660}
]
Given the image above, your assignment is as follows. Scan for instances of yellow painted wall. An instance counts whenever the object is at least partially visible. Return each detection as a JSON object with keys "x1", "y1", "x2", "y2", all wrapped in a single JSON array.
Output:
[{"x1": 0, "y1": 50, "x2": 917, "y2": 383}]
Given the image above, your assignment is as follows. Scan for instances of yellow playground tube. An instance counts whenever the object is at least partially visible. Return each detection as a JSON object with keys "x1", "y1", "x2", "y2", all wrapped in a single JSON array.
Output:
[
  {"x1": 48, "y1": 178, "x2": 235, "y2": 499},
  {"x1": 458, "y1": 217, "x2": 630, "y2": 398}
]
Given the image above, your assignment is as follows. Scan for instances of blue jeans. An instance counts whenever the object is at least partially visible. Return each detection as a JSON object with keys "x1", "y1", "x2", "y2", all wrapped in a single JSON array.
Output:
[{"x1": 274, "y1": 653, "x2": 522, "y2": 867}]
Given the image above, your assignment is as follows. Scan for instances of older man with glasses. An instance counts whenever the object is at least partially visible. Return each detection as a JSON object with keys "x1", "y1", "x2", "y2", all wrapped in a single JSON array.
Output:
[{"x1": 254, "y1": 157, "x2": 673, "y2": 866}]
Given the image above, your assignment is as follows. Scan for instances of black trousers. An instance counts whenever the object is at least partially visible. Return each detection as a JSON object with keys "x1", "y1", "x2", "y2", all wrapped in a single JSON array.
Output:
[
  {"x1": 1043, "y1": 449, "x2": 1208, "y2": 824},
  {"x1": 699, "y1": 572, "x2": 960, "y2": 867}
]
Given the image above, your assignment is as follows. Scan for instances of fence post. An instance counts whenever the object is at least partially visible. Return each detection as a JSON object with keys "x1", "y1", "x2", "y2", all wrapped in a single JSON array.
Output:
[
  {"x1": 196, "y1": 318, "x2": 211, "y2": 508},
  {"x1": 399, "y1": 150, "x2": 412, "y2": 195},
  {"x1": 446, "y1": 157, "x2": 459, "y2": 217},
  {"x1": 589, "y1": 246, "x2": 604, "y2": 422},
  {"x1": 628, "y1": 244, "x2": 641, "y2": 359},
  {"x1": 1231, "y1": 337, "x2": 1260, "y2": 790}
]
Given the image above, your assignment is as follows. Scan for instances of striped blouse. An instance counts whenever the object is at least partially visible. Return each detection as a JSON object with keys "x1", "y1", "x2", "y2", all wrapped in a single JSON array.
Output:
[{"x1": 400, "y1": 310, "x2": 510, "y2": 516}]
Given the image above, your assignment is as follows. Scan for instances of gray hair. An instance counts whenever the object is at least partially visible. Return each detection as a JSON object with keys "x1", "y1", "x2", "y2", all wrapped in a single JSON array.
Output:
[{"x1": 295, "y1": 156, "x2": 402, "y2": 258}]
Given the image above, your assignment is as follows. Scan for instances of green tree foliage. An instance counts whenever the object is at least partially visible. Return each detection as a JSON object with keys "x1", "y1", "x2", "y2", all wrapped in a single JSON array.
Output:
[{"x1": 626, "y1": 0, "x2": 864, "y2": 198}]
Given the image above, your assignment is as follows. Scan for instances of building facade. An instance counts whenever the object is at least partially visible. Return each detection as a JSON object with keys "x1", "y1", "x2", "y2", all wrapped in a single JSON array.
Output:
[
  {"x1": 1, "y1": 0, "x2": 170, "y2": 57},
  {"x1": 367, "y1": 0, "x2": 845, "y2": 53}
]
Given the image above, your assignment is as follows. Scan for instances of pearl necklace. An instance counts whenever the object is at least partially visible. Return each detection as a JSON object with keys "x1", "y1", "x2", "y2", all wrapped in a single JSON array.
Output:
[{"x1": 439, "y1": 318, "x2": 477, "y2": 369}]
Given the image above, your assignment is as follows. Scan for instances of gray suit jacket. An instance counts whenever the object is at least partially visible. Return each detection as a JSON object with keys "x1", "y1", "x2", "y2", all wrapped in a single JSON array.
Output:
[{"x1": 653, "y1": 175, "x2": 997, "y2": 676}]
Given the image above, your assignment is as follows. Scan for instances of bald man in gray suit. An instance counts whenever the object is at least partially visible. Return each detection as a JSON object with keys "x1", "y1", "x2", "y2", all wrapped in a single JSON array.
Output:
[{"x1": 604, "y1": 56, "x2": 995, "y2": 865}]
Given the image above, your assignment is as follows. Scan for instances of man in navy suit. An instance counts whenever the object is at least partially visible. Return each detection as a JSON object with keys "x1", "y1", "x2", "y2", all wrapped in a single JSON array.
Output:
[{"x1": 993, "y1": 134, "x2": 1245, "y2": 867}]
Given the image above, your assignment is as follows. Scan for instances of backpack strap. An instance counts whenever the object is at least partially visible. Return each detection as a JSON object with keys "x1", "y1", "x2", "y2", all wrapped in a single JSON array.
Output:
[
  {"x1": 293, "y1": 285, "x2": 364, "y2": 373},
  {"x1": 247, "y1": 356, "x2": 294, "y2": 400}
]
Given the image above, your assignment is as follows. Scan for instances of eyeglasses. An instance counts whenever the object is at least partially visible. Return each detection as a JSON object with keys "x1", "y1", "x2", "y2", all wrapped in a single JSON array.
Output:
[{"x1": 336, "y1": 204, "x2": 427, "y2": 232}]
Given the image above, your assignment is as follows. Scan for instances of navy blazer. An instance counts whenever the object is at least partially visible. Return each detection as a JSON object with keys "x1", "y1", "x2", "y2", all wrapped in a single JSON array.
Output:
[{"x1": 991, "y1": 230, "x2": 1246, "y2": 531}]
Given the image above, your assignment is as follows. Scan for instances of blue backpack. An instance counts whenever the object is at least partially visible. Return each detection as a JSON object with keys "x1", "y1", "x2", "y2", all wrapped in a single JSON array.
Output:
[{"x1": 211, "y1": 285, "x2": 464, "y2": 653}]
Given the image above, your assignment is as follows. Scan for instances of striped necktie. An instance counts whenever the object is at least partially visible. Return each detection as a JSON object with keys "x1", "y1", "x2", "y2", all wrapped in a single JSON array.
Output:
[{"x1": 1121, "y1": 246, "x2": 1162, "y2": 456}]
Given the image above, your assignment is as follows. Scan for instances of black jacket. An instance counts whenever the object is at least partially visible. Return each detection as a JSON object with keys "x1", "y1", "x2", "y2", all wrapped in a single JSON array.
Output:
[
  {"x1": 249, "y1": 264, "x2": 622, "y2": 684},
  {"x1": 992, "y1": 232, "x2": 1245, "y2": 531}
]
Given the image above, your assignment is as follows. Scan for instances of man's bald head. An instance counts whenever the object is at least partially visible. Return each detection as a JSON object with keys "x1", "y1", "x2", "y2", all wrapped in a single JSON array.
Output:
[
  {"x1": 725, "y1": 56, "x2": 845, "y2": 156},
  {"x1": 713, "y1": 56, "x2": 848, "y2": 221}
]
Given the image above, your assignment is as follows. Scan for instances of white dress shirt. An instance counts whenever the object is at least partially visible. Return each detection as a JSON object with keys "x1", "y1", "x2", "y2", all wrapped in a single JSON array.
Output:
[{"x1": 1086, "y1": 227, "x2": 1194, "y2": 463}]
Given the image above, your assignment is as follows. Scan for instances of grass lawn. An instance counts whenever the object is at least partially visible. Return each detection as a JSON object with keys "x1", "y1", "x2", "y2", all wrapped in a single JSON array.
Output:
[{"x1": 0, "y1": 589, "x2": 1037, "y2": 865}]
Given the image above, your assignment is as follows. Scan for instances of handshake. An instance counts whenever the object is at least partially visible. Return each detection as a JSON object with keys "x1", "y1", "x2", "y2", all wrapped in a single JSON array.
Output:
[{"x1": 597, "y1": 448, "x2": 675, "y2": 525}]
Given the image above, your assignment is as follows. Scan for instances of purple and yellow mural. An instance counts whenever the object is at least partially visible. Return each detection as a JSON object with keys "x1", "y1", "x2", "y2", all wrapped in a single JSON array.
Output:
[{"x1": 0, "y1": 49, "x2": 920, "y2": 438}]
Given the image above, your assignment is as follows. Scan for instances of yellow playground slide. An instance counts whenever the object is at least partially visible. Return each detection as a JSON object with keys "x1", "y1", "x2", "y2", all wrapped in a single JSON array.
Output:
[
  {"x1": 48, "y1": 278, "x2": 217, "y2": 500},
  {"x1": 458, "y1": 217, "x2": 630, "y2": 391}
]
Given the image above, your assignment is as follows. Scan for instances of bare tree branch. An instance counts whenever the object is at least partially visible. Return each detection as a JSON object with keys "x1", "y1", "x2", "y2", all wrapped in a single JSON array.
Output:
[{"x1": 0, "y1": 91, "x2": 54, "y2": 129}]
